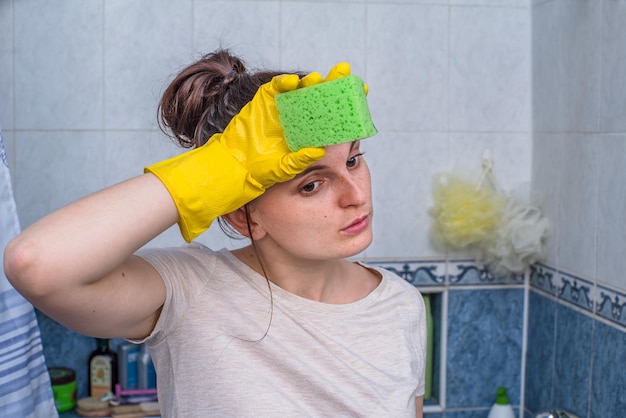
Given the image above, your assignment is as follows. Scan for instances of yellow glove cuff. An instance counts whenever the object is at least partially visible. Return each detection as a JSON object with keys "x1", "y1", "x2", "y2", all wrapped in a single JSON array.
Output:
[{"x1": 145, "y1": 139, "x2": 265, "y2": 242}]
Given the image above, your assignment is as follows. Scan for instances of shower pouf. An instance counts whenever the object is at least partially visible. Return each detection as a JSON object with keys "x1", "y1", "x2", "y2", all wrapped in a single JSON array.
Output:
[
  {"x1": 478, "y1": 193, "x2": 550, "y2": 275},
  {"x1": 428, "y1": 173, "x2": 507, "y2": 251}
]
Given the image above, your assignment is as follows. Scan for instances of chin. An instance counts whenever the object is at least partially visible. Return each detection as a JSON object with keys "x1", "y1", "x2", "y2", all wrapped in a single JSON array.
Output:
[{"x1": 341, "y1": 233, "x2": 373, "y2": 258}]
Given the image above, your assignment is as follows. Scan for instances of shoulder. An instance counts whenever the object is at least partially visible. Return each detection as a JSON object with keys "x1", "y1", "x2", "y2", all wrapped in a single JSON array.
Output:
[
  {"x1": 364, "y1": 263, "x2": 426, "y2": 312},
  {"x1": 136, "y1": 243, "x2": 219, "y2": 275}
]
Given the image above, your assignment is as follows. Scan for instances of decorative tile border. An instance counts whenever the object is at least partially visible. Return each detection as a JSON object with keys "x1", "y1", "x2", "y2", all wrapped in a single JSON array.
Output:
[
  {"x1": 448, "y1": 259, "x2": 524, "y2": 286},
  {"x1": 364, "y1": 258, "x2": 524, "y2": 287},
  {"x1": 364, "y1": 259, "x2": 446, "y2": 287},
  {"x1": 529, "y1": 263, "x2": 558, "y2": 295},
  {"x1": 596, "y1": 285, "x2": 626, "y2": 329},
  {"x1": 557, "y1": 270, "x2": 594, "y2": 312},
  {"x1": 530, "y1": 263, "x2": 626, "y2": 330}
]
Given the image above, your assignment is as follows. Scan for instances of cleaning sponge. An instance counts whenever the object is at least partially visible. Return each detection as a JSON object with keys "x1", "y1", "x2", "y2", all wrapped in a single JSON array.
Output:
[{"x1": 276, "y1": 75, "x2": 377, "y2": 151}]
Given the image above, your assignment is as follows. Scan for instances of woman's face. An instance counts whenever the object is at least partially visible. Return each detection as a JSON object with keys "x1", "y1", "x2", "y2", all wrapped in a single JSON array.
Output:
[{"x1": 250, "y1": 141, "x2": 373, "y2": 261}]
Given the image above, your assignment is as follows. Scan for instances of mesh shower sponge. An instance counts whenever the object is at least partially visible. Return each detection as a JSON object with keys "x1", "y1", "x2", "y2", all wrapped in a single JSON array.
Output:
[{"x1": 428, "y1": 173, "x2": 507, "y2": 251}]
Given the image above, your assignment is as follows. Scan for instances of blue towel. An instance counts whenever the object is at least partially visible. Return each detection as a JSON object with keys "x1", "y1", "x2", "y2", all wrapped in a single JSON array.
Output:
[{"x1": 0, "y1": 131, "x2": 57, "y2": 417}]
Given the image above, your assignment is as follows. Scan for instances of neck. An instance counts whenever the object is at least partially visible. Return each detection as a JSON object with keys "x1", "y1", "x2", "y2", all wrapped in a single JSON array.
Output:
[{"x1": 231, "y1": 245, "x2": 379, "y2": 304}]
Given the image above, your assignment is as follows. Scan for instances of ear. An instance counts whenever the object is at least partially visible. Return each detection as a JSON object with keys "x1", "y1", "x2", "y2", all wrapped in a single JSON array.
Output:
[{"x1": 222, "y1": 206, "x2": 267, "y2": 240}]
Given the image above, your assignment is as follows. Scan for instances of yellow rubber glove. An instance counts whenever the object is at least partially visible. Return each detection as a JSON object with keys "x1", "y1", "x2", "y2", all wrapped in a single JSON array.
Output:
[
  {"x1": 299, "y1": 62, "x2": 368, "y2": 94},
  {"x1": 146, "y1": 73, "x2": 331, "y2": 242}
]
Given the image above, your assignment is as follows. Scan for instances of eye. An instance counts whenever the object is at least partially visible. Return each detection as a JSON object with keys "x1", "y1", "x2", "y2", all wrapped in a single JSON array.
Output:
[
  {"x1": 346, "y1": 153, "x2": 364, "y2": 168},
  {"x1": 300, "y1": 180, "x2": 321, "y2": 194}
]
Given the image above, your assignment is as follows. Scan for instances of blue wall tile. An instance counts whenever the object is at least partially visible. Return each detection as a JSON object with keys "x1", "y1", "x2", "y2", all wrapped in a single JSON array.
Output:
[
  {"x1": 590, "y1": 321, "x2": 626, "y2": 418},
  {"x1": 446, "y1": 408, "x2": 521, "y2": 418},
  {"x1": 36, "y1": 310, "x2": 94, "y2": 399},
  {"x1": 446, "y1": 288, "x2": 523, "y2": 408},
  {"x1": 36, "y1": 310, "x2": 123, "y2": 400},
  {"x1": 552, "y1": 304, "x2": 592, "y2": 417},
  {"x1": 525, "y1": 290, "x2": 556, "y2": 414}
]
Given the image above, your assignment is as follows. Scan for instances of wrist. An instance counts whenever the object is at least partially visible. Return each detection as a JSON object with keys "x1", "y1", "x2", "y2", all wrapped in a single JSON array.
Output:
[{"x1": 145, "y1": 139, "x2": 264, "y2": 242}]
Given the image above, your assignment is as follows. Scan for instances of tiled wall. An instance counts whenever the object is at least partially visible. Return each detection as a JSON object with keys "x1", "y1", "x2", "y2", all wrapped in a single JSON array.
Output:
[
  {"x1": 525, "y1": 265, "x2": 626, "y2": 418},
  {"x1": 20, "y1": 1, "x2": 626, "y2": 417},
  {"x1": 0, "y1": 0, "x2": 532, "y2": 256},
  {"x1": 529, "y1": 0, "x2": 626, "y2": 417},
  {"x1": 365, "y1": 259, "x2": 525, "y2": 417}
]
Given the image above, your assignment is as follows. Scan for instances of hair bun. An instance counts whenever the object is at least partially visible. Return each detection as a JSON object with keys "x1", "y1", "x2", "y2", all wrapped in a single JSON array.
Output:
[{"x1": 222, "y1": 69, "x2": 238, "y2": 87}]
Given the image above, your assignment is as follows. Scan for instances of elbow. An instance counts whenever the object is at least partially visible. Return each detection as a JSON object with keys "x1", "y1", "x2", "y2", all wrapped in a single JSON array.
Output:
[{"x1": 3, "y1": 237, "x2": 50, "y2": 300}]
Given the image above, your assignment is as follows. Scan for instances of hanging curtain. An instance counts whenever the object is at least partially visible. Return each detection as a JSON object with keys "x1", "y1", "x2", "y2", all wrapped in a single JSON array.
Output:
[{"x1": 0, "y1": 129, "x2": 58, "y2": 417}]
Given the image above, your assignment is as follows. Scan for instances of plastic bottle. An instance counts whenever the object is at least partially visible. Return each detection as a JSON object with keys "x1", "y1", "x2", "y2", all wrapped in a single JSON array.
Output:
[
  {"x1": 487, "y1": 386, "x2": 515, "y2": 418},
  {"x1": 137, "y1": 343, "x2": 157, "y2": 389},
  {"x1": 88, "y1": 338, "x2": 118, "y2": 397},
  {"x1": 117, "y1": 342, "x2": 140, "y2": 390}
]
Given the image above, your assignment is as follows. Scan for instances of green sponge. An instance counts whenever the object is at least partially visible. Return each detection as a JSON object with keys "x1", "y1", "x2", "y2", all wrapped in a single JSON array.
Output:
[{"x1": 276, "y1": 75, "x2": 377, "y2": 151}]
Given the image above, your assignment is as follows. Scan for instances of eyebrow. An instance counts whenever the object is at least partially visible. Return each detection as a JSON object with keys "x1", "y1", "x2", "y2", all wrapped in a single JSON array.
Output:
[
  {"x1": 297, "y1": 141, "x2": 360, "y2": 177},
  {"x1": 298, "y1": 164, "x2": 327, "y2": 177}
]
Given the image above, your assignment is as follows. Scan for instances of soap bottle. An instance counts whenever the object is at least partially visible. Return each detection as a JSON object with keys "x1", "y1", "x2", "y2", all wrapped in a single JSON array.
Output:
[
  {"x1": 89, "y1": 338, "x2": 118, "y2": 397},
  {"x1": 487, "y1": 386, "x2": 515, "y2": 418}
]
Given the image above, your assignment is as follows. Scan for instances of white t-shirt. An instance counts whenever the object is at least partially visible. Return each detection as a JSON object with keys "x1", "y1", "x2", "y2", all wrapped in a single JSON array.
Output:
[{"x1": 137, "y1": 243, "x2": 426, "y2": 417}]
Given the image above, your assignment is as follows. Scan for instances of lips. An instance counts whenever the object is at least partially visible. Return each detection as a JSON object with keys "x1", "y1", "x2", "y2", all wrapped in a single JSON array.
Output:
[{"x1": 342, "y1": 214, "x2": 370, "y2": 234}]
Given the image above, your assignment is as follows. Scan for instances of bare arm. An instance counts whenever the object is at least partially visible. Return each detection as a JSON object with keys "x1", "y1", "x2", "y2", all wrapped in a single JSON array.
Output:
[
  {"x1": 3, "y1": 173, "x2": 178, "y2": 340},
  {"x1": 415, "y1": 396, "x2": 423, "y2": 418},
  {"x1": 4, "y1": 71, "x2": 335, "y2": 341}
]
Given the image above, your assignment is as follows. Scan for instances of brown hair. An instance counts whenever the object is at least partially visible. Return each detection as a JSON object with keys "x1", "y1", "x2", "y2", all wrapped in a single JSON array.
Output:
[{"x1": 158, "y1": 49, "x2": 294, "y2": 148}]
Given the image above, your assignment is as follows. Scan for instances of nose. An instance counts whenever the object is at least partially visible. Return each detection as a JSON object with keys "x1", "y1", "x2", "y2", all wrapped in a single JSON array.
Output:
[{"x1": 337, "y1": 172, "x2": 369, "y2": 208}]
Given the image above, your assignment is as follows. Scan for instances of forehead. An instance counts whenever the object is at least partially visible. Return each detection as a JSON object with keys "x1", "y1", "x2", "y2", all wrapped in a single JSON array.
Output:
[{"x1": 302, "y1": 141, "x2": 360, "y2": 171}]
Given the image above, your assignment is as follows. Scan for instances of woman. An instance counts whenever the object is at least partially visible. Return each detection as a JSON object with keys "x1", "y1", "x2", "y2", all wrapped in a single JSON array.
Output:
[{"x1": 4, "y1": 50, "x2": 426, "y2": 417}]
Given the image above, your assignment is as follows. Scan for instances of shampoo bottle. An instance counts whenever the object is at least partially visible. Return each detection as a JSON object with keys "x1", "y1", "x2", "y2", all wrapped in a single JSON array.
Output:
[
  {"x1": 88, "y1": 338, "x2": 118, "y2": 397},
  {"x1": 487, "y1": 386, "x2": 515, "y2": 418}
]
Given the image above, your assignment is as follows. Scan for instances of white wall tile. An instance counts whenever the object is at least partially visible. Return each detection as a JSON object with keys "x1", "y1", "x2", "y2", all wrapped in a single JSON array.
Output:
[
  {"x1": 448, "y1": 133, "x2": 532, "y2": 194},
  {"x1": 533, "y1": 0, "x2": 601, "y2": 133},
  {"x1": 556, "y1": 134, "x2": 598, "y2": 279},
  {"x1": 532, "y1": 0, "x2": 562, "y2": 132},
  {"x1": 366, "y1": 3, "x2": 448, "y2": 133},
  {"x1": 450, "y1": 0, "x2": 529, "y2": 6},
  {"x1": 557, "y1": 0, "x2": 601, "y2": 133},
  {"x1": 599, "y1": 1, "x2": 626, "y2": 132},
  {"x1": 104, "y1": 0, "x2": 193, "y2": 130},
  {"x1": 364, "y1": 132, "x2": 448, "y2": 258},
  {"x1": 194, "y1": 1, "x2": 281, "y2": 70},
  {"x1": 0, "y1": 0, "x2": 13, "y2": 131},
  {"x1": 280, "y1": 2, "x2": 366, "y2": 74},
  {"x1": 531, "y1": 133, "x2": 562, "y2": 267},
  {"x1": 7, "y1": 0, "x2": 540, "y2": 267},
  {"x1": 364, "y1": 0, "x2": 447, "y2": 4},
  {"x1": 14, "y1": 0, "x2": 104, "y2": 130},
  {"x1": 450, "y1": 6, "x2": 530, "y2": 132},
  {"x1": 14, "y1": 131, "x2": 106, "y2": 229},
  {"x1": 596, "y1": 135, "x2": 626, "y2": 290},
  {"x1": 103, "y1": 131, "x2": 183, "y2": 188}
]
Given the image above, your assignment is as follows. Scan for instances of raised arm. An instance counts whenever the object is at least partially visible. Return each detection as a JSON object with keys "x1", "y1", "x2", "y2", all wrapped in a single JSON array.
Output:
[
  {"x1": 4, "y1": 71, "x2": 337, "y2": 340},
  {"x1": 3, "y1": 173, "x2": 178, "y2": 339}
]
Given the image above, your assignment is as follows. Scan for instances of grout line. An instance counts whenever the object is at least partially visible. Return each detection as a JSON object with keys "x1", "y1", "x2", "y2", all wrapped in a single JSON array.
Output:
[
  {"x1": 550, "y1": 293, "x2": 557, "y2": 406},
  {"x1": 439, "y1": 289, "x2": 448, "y2": 409},
  {"x1": 519, "y1": 269, "x2": 529, "y2": 417},
  {"x1": 587, "y1": 315, "x2": 596, "y2": 418}
]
